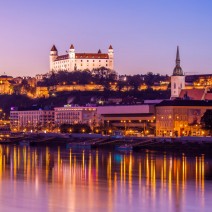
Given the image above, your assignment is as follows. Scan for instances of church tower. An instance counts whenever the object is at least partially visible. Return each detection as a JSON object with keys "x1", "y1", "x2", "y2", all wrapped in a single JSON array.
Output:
[
  {"x1": 50, "y1": 45, "x2": 58, "y2": 72},
  {"x1": 171, "y1": 46, "x2": 185, "y2": 99}
]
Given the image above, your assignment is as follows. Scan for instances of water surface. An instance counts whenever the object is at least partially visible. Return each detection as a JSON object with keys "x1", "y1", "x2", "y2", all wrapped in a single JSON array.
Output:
[{"x1": 0, "y1": 145, "x2": 211, "y2": 212}]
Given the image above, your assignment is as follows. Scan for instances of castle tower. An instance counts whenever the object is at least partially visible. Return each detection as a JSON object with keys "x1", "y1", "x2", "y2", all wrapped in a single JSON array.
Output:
[
  {"x1": 50, "y1": 45, "x2": 58, "y2": 72},
  {"x1": 108, "y1": 45, "x2": 114, "y2": 70},
  {"x1": 171, "y1": 46, "x2": 185, "y2": 99},
  {"x1": 69, "y1": 44, "x2": 76, "y2": 71}
]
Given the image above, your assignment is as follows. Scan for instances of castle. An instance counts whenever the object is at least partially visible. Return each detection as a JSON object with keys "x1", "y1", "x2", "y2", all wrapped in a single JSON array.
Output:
[{"x1": 50, "y1": 44, "x2": 114, "y2": 72}]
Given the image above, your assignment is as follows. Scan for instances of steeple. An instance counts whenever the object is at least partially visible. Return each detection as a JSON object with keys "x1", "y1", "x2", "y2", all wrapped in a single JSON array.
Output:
[
  {"x1": 51, "y1": 45, "x2": 57, "y2": 52},
  {"x1": 173, "y1": 46, "x2": 183, "y2": 76},
  {"x1": 176, "y1": 46, "x2": 180, "y2": 66},
  {"x1": 70, "y1": 44, "x2": 74, "y2": 49}
]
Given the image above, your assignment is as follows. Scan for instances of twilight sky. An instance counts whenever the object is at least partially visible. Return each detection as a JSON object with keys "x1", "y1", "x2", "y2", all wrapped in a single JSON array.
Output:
[{"x1": 0, "y1": 0, "x2": 211, "y2": 77}]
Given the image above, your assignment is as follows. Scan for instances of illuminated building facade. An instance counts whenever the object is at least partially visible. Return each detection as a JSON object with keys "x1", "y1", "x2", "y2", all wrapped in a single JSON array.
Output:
[
  {"x1": 156, "y1": 100, "x2": 212, "y2": 137},
  {"x1": 97, "y1": 104, "x2": 156, "y2": 135},
  {"x1": 50, "y1": 44, "x2": 114, "y2": 72},
  {"x1": 10, "y1": 106, "x2": 54, "y2": 132},
  {"x1": 54, "y1": 105, "x2": 98, "y2": 128}
]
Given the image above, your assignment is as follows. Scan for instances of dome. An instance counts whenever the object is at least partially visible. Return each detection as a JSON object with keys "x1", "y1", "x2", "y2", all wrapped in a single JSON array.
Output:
[{"x1": 173, "y1": 65, "x2": 183, "y2": 76}]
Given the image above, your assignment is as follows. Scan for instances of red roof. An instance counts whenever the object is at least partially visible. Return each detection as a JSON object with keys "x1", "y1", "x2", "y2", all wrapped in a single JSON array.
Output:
[
  {"x1": 55, "y1": 53, "x2": 109, "y2": 61},
  {"x1": 205, "y1": 93, "x2": 212, "y2": 100},
  {"x1": 55, "y1": 54, "x2": 69, "y2": 61},
  {"x1": 75, "y1": 53, "x2": 109, "y2": 59},
  {"x1": 179, "y1": 89, "x2": 205, "y2": 100}
]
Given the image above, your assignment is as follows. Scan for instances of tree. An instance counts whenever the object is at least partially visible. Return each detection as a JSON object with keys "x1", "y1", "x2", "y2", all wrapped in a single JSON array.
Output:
[
  {"x1": 60, "y1": 123, "x2": 92, "y2": 133},
  {"x1": 201, "y1": 110, "x2": 212, "y2": 135}
]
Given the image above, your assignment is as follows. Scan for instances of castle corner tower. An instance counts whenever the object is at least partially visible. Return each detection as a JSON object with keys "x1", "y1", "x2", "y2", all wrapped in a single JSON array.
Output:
[
  {"x1": 108, "y1": 45, "x2": 114, "y2": 70},
  {"x1": 171, "y1": 46, "x2": 185, "y2": 99},
  {"x1": 50, "y1": 45, "x2": 58, "y2": 72}
]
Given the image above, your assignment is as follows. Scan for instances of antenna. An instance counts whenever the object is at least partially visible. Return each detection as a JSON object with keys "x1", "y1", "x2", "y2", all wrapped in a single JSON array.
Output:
[{"x1": 184, "y1": 72, "x2": 198, "y2": 75}]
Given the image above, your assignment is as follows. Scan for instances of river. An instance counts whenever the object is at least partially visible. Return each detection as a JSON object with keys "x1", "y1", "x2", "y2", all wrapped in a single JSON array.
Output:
[{"x1": 0, "y1": 145, "x2": 211, "y2": 212}]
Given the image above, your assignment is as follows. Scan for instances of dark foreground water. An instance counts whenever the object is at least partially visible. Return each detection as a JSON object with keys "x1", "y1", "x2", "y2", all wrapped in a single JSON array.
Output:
[{"x1": 0, "y1": 145, "x2": 212, "y2": 212}]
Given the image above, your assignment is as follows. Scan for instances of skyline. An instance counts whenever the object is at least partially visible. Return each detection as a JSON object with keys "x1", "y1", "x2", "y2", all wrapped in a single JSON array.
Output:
[{"x1": 0, "y1": 0, "x2": 212, "y2": 77}]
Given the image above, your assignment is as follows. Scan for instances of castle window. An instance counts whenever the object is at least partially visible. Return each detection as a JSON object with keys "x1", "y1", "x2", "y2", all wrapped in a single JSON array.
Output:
[
  {"x1": 87, "y1": 60, "x2": 89, "y2": 62},
  {"x1": 174, "y1": 83, "x2": 176, "y2": 89}
]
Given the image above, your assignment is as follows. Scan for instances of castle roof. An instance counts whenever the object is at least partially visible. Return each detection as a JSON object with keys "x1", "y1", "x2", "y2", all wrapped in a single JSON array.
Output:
[
  {"x1": 70, "y1": 44, "x2": 74, "y2": 49},
  {"x1": 109, "y1": 45, "x2": 113, "y2": 50},
  {"x1": 55, "y1": 54, "x2": 69, "y2": 61},
  {"x1": 51, "y1": 45, "x2": 58, "y2": 51},
  {"x1": 75, "y1": 53, "x2": 109, "y2": 59},
  {"x1": 54, "y1": 53, "x2": 109, "y2": 61}
]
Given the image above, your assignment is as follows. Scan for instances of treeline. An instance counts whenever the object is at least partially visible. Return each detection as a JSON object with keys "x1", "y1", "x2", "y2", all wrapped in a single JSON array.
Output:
[
  {"x1": 37, "y1": 68, "x2": 170, "y2": 91},
  {"x1": 37, "y1": 67, "x2": 117, "y2": 87}
]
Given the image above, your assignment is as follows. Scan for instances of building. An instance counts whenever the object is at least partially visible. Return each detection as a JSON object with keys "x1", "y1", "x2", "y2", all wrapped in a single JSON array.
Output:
[
  {"x1": 97, "y1": 104, "x2": 156, "y2": 135},
  {"x1": 156, "y1": 100, "x2": 212, "y2": 137},
  {"x1": 171, "y1": 46, "x2": 185, "y2": 99},
  {"x1": 0, "y1": 120, "x2": 10, "y2": 137},
  {"x1": 50, "y1": 44, "x2": 114, "y2": 72},
  {"x1": 54, "y1": 105, "x2": 98, "y2": 129},
  {"x1": 10, "y1": 106, "x2": 54, "y2": 132},
  {"x1": 0, "y1": 74, "x2": 13, "y2": 95}
]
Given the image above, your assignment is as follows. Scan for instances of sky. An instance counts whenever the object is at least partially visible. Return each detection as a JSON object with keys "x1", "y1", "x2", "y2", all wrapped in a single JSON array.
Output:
[{"x1": 0, "y1": 0, "x2": 211, "y2": 77}]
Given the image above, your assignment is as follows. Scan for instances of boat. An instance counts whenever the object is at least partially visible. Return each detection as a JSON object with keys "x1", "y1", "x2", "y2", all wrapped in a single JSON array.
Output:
[
  {"x1": 19, "y1": 140, "x2": 30, "y2": 146},
  {"x1": 67, "y1": 142, "x2": 91, "y2": 149},
  {"x1": 115, "y1": 144, "x2": 133, "y2": 151}
]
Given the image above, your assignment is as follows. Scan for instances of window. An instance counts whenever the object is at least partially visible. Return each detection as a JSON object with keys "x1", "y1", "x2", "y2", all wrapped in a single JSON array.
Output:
[{"x1": 174, "y1": 83, "x2": 176, "y2": 89}]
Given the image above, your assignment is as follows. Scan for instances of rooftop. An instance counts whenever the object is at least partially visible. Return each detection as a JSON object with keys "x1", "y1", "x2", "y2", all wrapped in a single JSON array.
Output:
[
  {"x1": 156, "y1": 100, "x2": 212, "y2": 107},
  {"x1": 179, "y1": 89, "x2": 206, "y2": 100},
  {"x1": 54, "y1": 53, "x2": 109, "y2": 61}
]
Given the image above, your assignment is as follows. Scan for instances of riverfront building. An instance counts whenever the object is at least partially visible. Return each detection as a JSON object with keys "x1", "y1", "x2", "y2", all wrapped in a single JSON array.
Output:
[
  {"x1": 97, "y1": 104, "x2": 156, "y2": 135},
  {"x1": 156, "y1": 100, "x2": 212, "y2": 137},
  {"x1": 10, "y1": 106, "x2": 54, "y2": 132},
  {"x1": 50, "y1": 44, "x2": 114, "y2": 72},
  {"x1": 54, "y1": 105, "x2": 98, "y2": 129}
]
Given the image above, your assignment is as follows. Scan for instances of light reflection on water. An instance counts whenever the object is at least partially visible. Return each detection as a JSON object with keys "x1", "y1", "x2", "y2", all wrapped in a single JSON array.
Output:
[{"x1": 0, "y1": 145, "x2": 212, "y2": 212}]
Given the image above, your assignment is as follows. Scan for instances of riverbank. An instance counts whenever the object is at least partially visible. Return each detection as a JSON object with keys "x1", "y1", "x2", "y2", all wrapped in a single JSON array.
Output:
[{"x1": 1, "y1": 132, "x2": 212, "y2": 155}]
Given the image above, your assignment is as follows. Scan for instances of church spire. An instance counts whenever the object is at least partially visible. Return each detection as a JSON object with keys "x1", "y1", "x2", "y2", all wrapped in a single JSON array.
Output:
[
  {"x1": 176, "y1": 46, "x2": 180, "y2": 66},
  {"x1": 173, "y1": 46, "x2": 183, "y2": 76}
]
